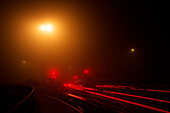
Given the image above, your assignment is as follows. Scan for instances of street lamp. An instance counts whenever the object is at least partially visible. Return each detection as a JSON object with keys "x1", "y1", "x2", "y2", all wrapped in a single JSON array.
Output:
[
  {"x1": 130, "y1": 48, "x2": 135, "y2": 75},
  {"x1": 131, "y1": 48, "x2": 135, "y2": 52},
  {"x1": 40, "y1": 24, "x2": 53, "y2": 32},
  {"x1": 39, "y1": 24, "x2": 54, "y2": 87},
  {"x1": 22, "y1": 60, "x2": 27, "y2": 64}
]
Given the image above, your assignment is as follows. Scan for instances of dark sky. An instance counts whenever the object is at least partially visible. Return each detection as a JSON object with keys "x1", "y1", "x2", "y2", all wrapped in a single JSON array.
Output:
[{"x1": 0, "y1": 0, "x2": 169, "y2": 84}]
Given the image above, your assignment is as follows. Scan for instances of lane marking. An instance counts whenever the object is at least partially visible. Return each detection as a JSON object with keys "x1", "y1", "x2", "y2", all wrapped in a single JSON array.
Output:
[{"x1": 42, "y1": 94, "x2": 83, "y2": 113}]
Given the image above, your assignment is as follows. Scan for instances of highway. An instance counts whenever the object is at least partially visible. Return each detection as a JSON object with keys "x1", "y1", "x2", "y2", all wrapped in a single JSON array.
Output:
[
  {"x1": 62, "y1": 83, "x2": 170, "y2": 113},
  {"x1": 33, "y1": 83, "x2": 170, "y2": 113},
  {"x1": 34, "y1": 93, "x2": 82, "y2": 113},
  {"x1": 1, "y1": 84, "x2": 170, "y2": 113}
]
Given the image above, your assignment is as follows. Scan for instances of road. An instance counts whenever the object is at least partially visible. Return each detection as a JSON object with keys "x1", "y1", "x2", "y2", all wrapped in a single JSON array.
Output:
[
  {"x1": 62, "y1": 83, "x2": 170, "y2": 113},
  {"x1": 35, "y1": 87, "x2": 113, "y2": 113},
  {"x1": 34, "y1": 93, "x2": 81, "y2": 113},
  {"x1": 1, "y1": 84, "x2": 169, "y2": 113},
  {"x1": 33, "y1": 83, "x2": 170, "y2": 113}
]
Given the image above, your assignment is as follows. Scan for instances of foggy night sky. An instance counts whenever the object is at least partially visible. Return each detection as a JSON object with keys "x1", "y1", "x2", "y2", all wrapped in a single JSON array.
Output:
[{"x1": 0, "y1": 0, "x2": 169, "y2": 84}]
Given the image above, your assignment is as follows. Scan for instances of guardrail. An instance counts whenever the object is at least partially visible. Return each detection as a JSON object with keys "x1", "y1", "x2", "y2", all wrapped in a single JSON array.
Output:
[{"x1": 7, "y1": 86, "x2": 35, "y2": 113}]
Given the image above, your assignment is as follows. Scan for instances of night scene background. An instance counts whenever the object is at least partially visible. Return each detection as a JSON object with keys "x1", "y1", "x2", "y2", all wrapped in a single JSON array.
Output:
[
  {"x1": 0, "y1": 0, "x2": 169, "y2": 86},
  {"x1": 0, "y1": 1, "x2": 170, "y2": 113}
]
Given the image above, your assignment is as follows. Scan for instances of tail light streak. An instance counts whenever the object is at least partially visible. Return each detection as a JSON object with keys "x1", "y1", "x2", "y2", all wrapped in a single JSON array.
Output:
[
  {"x1": 64, "y1": 83, "x2": 170, "y2": 113},
  {"x1": 84, "y1": 90, "x2": 169, "y2": 113},
  {"x1": 102, "y1": 90, "x2": 170, "y2": 104},
  {"x1": 66, "y1": 93, "x2": 86, "y2": 101},
  {"x1": 146, "y1": 89, "x2": 170, "y2": 93}
]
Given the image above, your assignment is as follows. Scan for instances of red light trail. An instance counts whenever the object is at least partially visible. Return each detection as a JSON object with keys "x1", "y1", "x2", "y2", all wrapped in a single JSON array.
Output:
[
  {"x1": 102, "y1": 90, "x2": 170, "y2": 103},
  {"x1": 95, "y1": 84, "x2": 170, "y2": 93},
  {"x1": 146, "y1": 89, "x2": 170, "y2": 93},
  {"x1": 64, "y1": 83, "x2": 170, "y2": 113},
  {"x1": 84, "y1": 90, "x2": 170, "y2": 113}
]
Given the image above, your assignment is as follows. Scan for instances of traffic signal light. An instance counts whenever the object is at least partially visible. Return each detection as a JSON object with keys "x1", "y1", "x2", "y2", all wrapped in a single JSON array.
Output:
[
  {"x1": 50, "y1": 69, "x2": 58, "y2": 79},
  {"x1": 84, "y1": 69, "x2": 89, "y2": 74},
  {"x1": 73, "y1": 76, "x2": 78, "y2": 80}
]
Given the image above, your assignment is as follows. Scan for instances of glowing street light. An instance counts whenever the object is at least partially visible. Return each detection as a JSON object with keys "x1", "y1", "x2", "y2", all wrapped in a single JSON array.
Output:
[
  {"x1": 131, "y1": 48, "x2": 135, "y2": 52},
  {"x1": 22, "y1": 60, "x2": 27, "y2": 64},
  {"x1": 40, "y1": 24, "x2": 53, "y2": 32},
  {"x1": 39, "y1": 23, "x2": 55, "y2": 86}
]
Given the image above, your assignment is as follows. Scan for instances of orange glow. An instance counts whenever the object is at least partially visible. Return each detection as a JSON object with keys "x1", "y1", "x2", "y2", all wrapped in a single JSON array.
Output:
[
  {"x1": 40, "y1": 25, "x2": 45, "y2": 31},
  {"x1": 40, "y1": 24, "x2": 53, "y2": 32},
  {"x1": 22, "y1": 60, "x2": 27, "y2": 64}
]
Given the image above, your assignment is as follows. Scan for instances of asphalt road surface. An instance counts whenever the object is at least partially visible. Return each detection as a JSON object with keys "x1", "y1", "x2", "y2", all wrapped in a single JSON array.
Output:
[
  {"x1": 32, "y1": 83, "x2": 169, "y2": 113},
  {"x1": 1, "y1": 85, "x2": 169, "y2": 113}
]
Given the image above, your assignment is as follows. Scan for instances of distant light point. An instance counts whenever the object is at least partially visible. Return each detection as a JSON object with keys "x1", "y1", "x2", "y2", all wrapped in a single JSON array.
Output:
[
  {"x1": 68, "y1": 65, "x2": 72, "y2": 69},
  {"x1": 22, "y1": 60, "x2": 27, "y2": 64},
  {"x1": 73, "y1": 76, "x2": 78, "y2": 80},
  {"x1": 131, "y1": 48, "x2": 135, "y2": 52},
  {"x1": 84, "y1": 69, "x2": 89, "y2": 74}
]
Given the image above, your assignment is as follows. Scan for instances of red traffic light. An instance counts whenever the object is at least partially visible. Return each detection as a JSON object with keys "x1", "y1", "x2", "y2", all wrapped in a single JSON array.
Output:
[
  {"x1": 73, "y1": 76, "x2": 78, "y2": 80},
  {"x1": 84, "y1": 69, "x2": 89, "y2": 74},
  {"x1": 50, "y1": 69, "x2": 58, "y2": 79}
]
